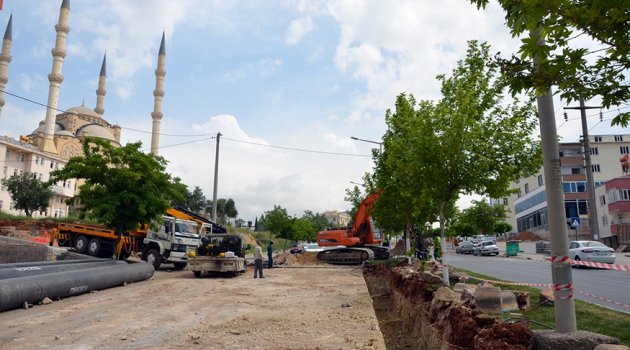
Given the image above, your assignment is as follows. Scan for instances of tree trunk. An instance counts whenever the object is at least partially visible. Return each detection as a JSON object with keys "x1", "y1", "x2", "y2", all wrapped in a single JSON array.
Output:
[{"x1": 439, "y1": 202, "x2": 449, "y2": 286}]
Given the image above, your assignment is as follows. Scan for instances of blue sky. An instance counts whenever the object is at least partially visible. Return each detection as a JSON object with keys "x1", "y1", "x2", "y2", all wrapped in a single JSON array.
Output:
[{"x1": 0, "y1": 0, "x2": 627, "y2": 223}]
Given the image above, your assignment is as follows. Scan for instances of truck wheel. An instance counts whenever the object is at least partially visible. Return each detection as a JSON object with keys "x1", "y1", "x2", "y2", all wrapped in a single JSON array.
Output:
[
  {"x1": 193, "y1": 271, "x2": 202, "y2": 278},
  {"x1": 75, "y1": 235, "x2": 88, "y2": 254},
  {"x1": 145, "y1": 249, "x2": 161, "y2": 270},
  {"x1": 87, "y1": 238, "x2": 101, "y2": 257},
  {"x1": 173, "y1": 262, "x2": 187, "y2": 270}
]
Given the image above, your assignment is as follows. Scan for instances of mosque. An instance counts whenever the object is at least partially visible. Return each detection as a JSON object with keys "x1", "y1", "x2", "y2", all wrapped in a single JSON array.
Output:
[{"x1": 0, "y1": 0, "x2": 166, "y2": 217}]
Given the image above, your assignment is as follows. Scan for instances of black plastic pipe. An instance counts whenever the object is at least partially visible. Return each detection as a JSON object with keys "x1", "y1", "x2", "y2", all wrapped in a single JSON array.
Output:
[
  {"x1": 0, "y1": 258, "x2": 107, "y2": 269},
  {"x1": 0, "y1": 260, "x2": 124, "y2": 280},
  {"x1": 0, "y1": 262, "x2": 154, "y2": 312}
]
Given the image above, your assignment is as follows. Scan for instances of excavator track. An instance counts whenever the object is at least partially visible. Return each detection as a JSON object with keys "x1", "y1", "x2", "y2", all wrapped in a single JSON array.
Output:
[{"x1": 317, "y1": 247, "x2": 375, "y2": 265}]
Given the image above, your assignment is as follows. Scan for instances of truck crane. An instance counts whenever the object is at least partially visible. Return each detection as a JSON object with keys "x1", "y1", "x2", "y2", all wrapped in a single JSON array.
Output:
[{"x1": 316, "y1": 191, "x2": 390, "y2": 264}]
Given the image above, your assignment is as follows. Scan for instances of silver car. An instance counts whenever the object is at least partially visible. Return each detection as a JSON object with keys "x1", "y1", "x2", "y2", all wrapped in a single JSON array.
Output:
[
  {"x1": 473, "y1": 240, "x2": 499, "y2": 256},
  {"x1": 568, "y1": 241, "x2": 615, "y2": 265}
]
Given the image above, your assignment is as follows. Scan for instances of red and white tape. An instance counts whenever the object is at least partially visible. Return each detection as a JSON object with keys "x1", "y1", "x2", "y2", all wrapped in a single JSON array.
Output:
[
  {"x1": 547, "y1": 255, "x2": 630, "y2": 272},
  {"x1": 575, "y1": 290, "x2": 630, "y2": 311}
]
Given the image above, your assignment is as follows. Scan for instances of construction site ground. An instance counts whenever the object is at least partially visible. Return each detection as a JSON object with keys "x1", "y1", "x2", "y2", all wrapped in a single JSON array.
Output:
[{"x1": 0, "y1": 254, "x2": 385, "y2": 350}]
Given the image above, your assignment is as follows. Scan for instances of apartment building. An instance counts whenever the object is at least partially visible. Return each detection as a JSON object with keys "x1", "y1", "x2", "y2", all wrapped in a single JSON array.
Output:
[
  {"x1": 0, "y1": 136, "x2": 73, "y2": 217},
  {"x1": 323, "y1": 210, "x2": 351, "y2": 228},
  {"x1": 493, "y1": 134, "x2": 630, "y2": 239}
]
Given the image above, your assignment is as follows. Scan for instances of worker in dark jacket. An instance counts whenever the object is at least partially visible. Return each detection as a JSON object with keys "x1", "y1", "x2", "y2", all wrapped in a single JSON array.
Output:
[{"x1": 267, "y1": 241, "x2": 274, "y2": 268}]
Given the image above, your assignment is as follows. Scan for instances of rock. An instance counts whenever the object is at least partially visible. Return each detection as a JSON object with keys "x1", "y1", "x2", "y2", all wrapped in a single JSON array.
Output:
[
  {"x1": 501, "y1": 291, "x2": 518, "y2": 312},
  {"x1": 533, "y1": 330, "x2": 619, "y2": 350},
  {"x1": 595, "y1": 345, "x2": 630, "y2": 350},
  {"x1": 419, "y1": 272, "x2": 443, "y2": 285},
  {"x1": 474, "y1": 287, "x2": 502, "y2": 314},
  {"x1": 41, "y1": 297, "x2": 53, "y2": 305}
]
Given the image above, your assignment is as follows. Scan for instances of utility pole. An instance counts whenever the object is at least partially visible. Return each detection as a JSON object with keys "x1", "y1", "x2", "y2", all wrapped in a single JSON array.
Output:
[
  {"x1": 211, "y1": 132, "x2": 221, "y2": 222},
  {"x1": 564, "y1": 98, "x2": 602, "y2": 240},
  {"x1": 534, "y1": 29, "x2": 576, "y2": 333}
]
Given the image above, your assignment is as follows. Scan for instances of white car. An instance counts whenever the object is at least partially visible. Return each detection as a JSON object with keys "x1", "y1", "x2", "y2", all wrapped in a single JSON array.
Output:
[
  {"x1": 303, "y1": 243, "x2": 324, "y2": 252},
  {"x1": 568, "y1": 241, "x2": 615, "y2": 265}
]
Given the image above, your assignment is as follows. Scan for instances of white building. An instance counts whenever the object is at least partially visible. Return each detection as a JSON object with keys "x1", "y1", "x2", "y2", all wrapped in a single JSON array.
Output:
[{"x1": 493, "y1": 134, "x2": 630, "y2": 240}]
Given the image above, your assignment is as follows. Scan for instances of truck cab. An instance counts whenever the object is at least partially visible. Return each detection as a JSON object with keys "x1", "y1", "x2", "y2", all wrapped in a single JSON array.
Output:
[{"x1": 142, "y1": 216, "x2": 200, "y2": 270}]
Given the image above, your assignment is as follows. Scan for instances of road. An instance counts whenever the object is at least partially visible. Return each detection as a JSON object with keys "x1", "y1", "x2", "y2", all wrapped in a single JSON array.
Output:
[{"x1": 446, "y1": 253, "x2": 630, "y2": 314}]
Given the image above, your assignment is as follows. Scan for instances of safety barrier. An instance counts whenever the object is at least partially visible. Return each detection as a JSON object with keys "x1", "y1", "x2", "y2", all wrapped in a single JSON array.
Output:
[{"x1": 547, "y1": 255, "x2": 630, "y2": 272}]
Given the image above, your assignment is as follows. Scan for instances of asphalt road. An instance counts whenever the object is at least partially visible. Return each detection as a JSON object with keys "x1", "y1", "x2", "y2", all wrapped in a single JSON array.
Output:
[{"x1": 446, "y1": 253, "x2": 630, "y2": 314}]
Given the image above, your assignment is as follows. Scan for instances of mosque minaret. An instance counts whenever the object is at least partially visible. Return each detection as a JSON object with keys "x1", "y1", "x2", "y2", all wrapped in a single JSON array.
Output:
[
  {"x1": 150, "y1": 32, "x2": 166, "y2": 156},
  {"x1": 40, "y1": 0, "x2": 70, "y2": 154},
  {"x1": 94, "y1": 54, "x2": 106, "y2": 115},
  {"x1": 0, "y1": 14, "x2": 13, "y2": 118}
]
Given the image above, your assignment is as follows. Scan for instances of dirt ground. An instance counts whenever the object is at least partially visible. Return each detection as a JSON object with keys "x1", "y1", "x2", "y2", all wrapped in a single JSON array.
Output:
[{"x1": 0, "y1": 260, "x2": 385, "y2": 350}]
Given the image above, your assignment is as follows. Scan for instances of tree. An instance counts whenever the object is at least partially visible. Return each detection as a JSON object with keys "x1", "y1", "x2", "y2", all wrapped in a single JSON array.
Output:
[
  {"x1": 261, "y1": 205, "x2": 291, "y2": 240},
  {"x1": 301, "y1": 210, "x2": 329, "y2": 234},
  {"x1": 208, "y1": 198, "x2": 238, "y2": 225},
  {"x1": 185, "y1": 186, "x2": 207, "y2": 213},
  {"x1": 470, "y1": 0, "x2": 629, "y2": 125},
  {"x1": 458, "y1": 200, "x2": 508, "y2": 235},
  {"x1": 376, "y1": 41, "x2": 541, "y2": 284},
  {"x1": 344, "y1": 185, "x2": 364, "y2": 219},
  {"x1": 494, "y1": 221, "x2": 513, "y2": 235},
  {"x1": 2, "y1": 172, "x2": 53, "y2": 217},
  {"x1": 48, "y1": 138, "x2": 187, "y2": 235}
]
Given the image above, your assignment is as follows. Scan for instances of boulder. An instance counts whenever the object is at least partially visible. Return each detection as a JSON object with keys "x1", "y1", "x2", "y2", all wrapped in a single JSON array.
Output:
[{"x1": 474, "y1": 287, "x2": 502, "y2": 314}]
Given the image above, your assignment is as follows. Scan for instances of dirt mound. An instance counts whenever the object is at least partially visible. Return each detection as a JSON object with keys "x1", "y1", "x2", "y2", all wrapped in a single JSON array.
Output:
[
  {"x1": 0, "y1": 220, "x2": 57, "y2": 240},
  {"x1": 512, "y1": 231, "x2": 541, "y2": 241},
  {"x1": 274, "y1": 252, "x2": 327, "y2": 266},
  {"x1": 390, "y1": 238, "x2": 407, "y2": 255}
]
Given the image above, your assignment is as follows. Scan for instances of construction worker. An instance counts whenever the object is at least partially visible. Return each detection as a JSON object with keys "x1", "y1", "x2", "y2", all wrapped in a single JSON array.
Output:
[
  {"x1": 267, "y1": 241, "x2": 274, "y2": 268},
  {"x1": 253, "y1": 241, "x2": 264, "y2": 278}
]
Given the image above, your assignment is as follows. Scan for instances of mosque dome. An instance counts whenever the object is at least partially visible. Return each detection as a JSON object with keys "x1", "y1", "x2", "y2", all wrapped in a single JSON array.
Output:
[
  {"x1": 66, "y1": 105, "x2": 101, "y2": 118},
  {"x1": 76, "y1": 124, "x2": 116, "y2": 141}
]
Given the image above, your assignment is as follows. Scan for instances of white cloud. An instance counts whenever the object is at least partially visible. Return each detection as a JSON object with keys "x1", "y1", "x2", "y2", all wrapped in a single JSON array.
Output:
[{"x1": 285, "y1": 16, "x2": 315, "y2": 45}]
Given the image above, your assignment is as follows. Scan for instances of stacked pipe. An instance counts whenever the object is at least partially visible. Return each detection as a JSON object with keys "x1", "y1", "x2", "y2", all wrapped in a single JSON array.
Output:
[{"x1": 0, "y1": 260, "x2": 154, "y2": 312}]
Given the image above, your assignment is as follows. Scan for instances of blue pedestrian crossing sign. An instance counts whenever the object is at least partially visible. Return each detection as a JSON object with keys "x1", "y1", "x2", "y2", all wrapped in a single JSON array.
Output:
[{"x1": 570, "y1": 217, "x2": 580, "y2": 228}]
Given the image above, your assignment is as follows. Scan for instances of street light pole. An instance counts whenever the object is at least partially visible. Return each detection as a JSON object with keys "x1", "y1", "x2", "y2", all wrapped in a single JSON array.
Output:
[
  {"x1": 350, "y1": 136, "x2": 382, "y2": 153},
  {"x1": 211, "y1": 132, "x2": 221, "y2": 222}
]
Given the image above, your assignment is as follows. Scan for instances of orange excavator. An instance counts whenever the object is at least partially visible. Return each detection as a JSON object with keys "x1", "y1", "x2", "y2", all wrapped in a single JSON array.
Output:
[{"x1": 316, "y1": 191, "x2": 390, "y2": 264}]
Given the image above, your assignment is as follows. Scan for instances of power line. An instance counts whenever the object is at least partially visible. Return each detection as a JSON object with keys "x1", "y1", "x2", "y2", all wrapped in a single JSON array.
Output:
[{"x1": 221, "y1": 136, "x2": 371, "y2": 157}]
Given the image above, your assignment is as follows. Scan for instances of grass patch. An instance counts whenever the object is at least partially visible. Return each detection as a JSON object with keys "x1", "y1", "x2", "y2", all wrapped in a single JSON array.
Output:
[{"x1": 455, "y1": 268, "x2": 630, "y2": 346}]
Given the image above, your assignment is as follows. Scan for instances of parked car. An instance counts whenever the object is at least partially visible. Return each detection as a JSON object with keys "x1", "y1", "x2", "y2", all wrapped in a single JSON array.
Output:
[
  {"x1": 290, "y1": 244, "x2": 304, "y2": 254},
  {"x1": 303, "y1": 243, "x2": 324, "y2": 252},
  {"x1": 473, "y1": 240, "x2": 499, "y2": 256},
  {"x1": 568, "y1": 240, "x2": 615, "y2": 265},
  {"x1": 456, "y1": 241, "x2": 474, "y2": 254}
]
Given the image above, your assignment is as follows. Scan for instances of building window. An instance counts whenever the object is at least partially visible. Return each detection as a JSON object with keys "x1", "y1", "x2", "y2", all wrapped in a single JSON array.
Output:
[
  {"x1": 594, "y1": 136, "x2": 602, "y2": 142},
  {"x1": 615, "y1": 135, "x2": 624, "y2": 142},
  {"x1": 13, "y1": 169, "x2": 17, "y2": 176},
  {"x1": 524, "y1": 183, "x2": 530, "y2": 194},
  {"x1": 50, "y1": 161, "x2": 54, "y2": 169},
  {"x1": 592, "y1": 164, "x2": 601, "y2": 172},
  {"x1": 571, "y1": 167, "x2": 581, "y2": 175},
  {"x1": 503, "y1": 198, "x2": 508, "y2": 205},
  {"x1": 600, "y1": 195, "x2": 606, "y2": 205},
  {"x1": 2, "y1": 166, "x2": 6, "y2": 176},
  {"x1": 537, "y1": 175, "x2": 543, "y2": 186},
  {"x1": 621, "y1": 146, "x2": 630, "y2": 154},
  {"x1": 0, "y1": 200, "x2": 2, "y2": 209},
  {"x1": 590, "y1": 147, "x2": 598, "y2": 155},
  {"x1": 602, "y1": 215, "x2": 608, "y2": 227}
]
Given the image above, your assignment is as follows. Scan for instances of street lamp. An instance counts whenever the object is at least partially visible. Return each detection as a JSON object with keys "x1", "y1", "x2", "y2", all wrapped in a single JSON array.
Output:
[
  {"x1": 349, "y1": 181, "x2": 364, "y2": 186},
  {"x1": 350, "y1": 136, "x2": 382, "y2": 153}
]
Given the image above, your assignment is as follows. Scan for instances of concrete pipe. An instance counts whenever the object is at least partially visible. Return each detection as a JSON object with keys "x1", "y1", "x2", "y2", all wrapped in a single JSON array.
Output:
[{"x1": 0, "y1": 260, "x2": 124, "y2": 280}]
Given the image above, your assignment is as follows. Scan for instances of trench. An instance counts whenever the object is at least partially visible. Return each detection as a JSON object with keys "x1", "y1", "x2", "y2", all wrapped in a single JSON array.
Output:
[{"x1": 362, "y1": 261, "x2": 533, "y2": 350}]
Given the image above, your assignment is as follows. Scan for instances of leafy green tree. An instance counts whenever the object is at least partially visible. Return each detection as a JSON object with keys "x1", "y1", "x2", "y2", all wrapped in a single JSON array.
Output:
[
  {"x1": 459, "y1": 200, "x2": 508, "y2": 235},
  {"x1": 494, "y1": 221, "x2": 513, "y2": 235},
  {"x1": 48, "y1": 138, "x2": 187, "y2": 235},
  {"x1": 376, "y1": 41, "x2": 540, "y2": 284},
  {"x1": 185, "y1": 186, "x2": 207, "y2": 213},
  {"x1": 2, "y1": 172, "x2": 53, "y2": 217},
  {"x1": 301, "y1": 210, "x2": 328, "y2": 234},
  {"x1": 344, "y1": 185, "x2": 364, "y2": 219},
  {"x1": 262, "y1": 205, "x2": 291, "y2": 240},
  {"x1": 470, "y1": 0, "x2": 629, "y2": 125},
  {"x1": 292, "y1": 217, "x2": 316, "y2": 242}
]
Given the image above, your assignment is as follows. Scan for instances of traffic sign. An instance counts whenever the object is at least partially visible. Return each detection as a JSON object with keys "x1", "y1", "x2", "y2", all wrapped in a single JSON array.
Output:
[{"x1": 570, "y1": 217, "x2": 580, "y2": 228}]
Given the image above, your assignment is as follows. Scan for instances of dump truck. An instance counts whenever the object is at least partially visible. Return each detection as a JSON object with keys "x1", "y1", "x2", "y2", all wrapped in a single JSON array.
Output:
[
  {"x1": 189, "y1": 233, "x2": 247, "y2": 277},
  {"x1": 50, "y1": 215, "x2": 201, "y2": 270}
]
